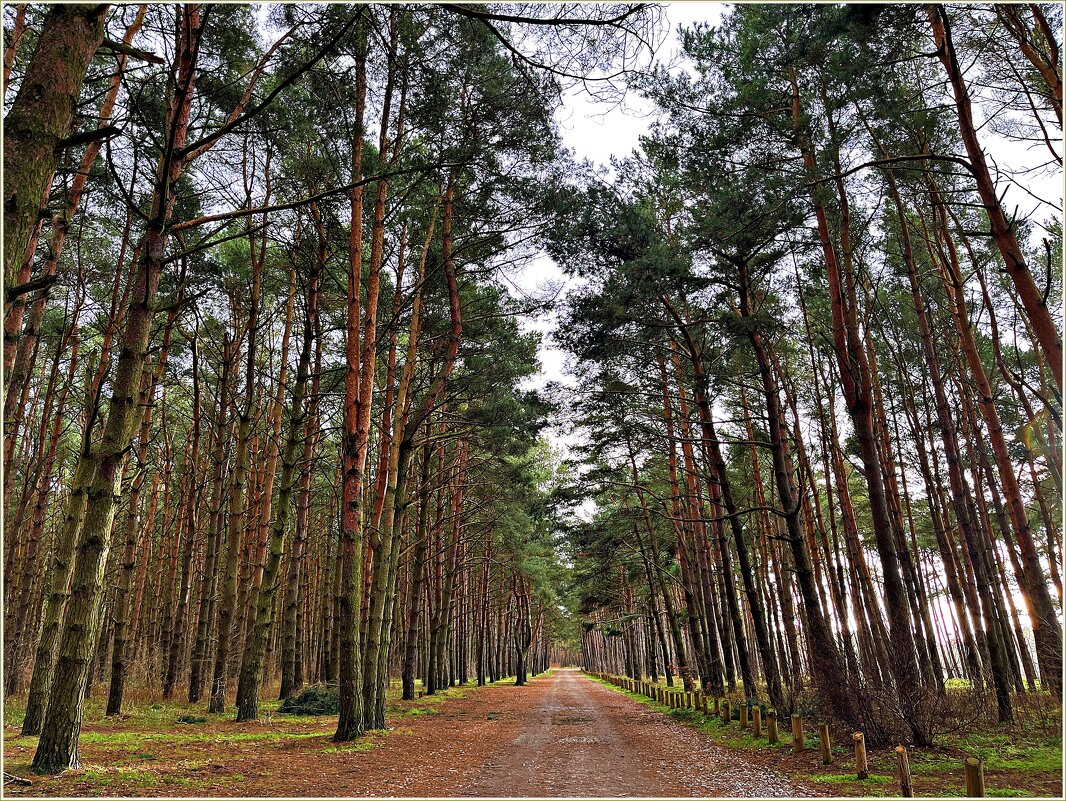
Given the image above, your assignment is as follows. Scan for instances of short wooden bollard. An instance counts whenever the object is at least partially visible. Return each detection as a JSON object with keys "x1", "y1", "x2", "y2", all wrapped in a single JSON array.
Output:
[
  {"x1": 791, "y1": 714, "x2": 804, "y2": 753},
  {"x1": 684, "y1": 692, "x2": 692, "y2": 709},
  {"x1": 722, "y1": 700, "x2": 730, "y2": 723},
  {"x1": 818, "y1": 722, "x2": 832, "y2": 765},
  {"x1": 965, "y1": 757, "x2": 985, "y2": 797},
  {"x1": 740, "y1": 703, "x2": 748, "y2": 728},
  {"x1": 853, "y1": 732, "x2": 868, "y2": 780},
  {"x1": 753, "y1": 707, "x2": 762, "y2": 737},
  {"x1": 713, "y1": 697, "x2": 721, "y2": 715},
  {"x1": 767, "y1": 710, "x2": 778, "y2": 744},
  {"x1": 896, "y1": 746, "x2": 912, "y2": 797}
]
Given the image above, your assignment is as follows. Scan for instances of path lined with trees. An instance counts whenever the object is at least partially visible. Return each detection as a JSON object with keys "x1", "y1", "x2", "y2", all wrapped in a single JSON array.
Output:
[
  {"x1": 1, "y1": 2, "x2": 1062, "y2": 796},
  {"x1": 3, "y1": 1, "x2": 647, "y2": 774},
  {"x1": 4, "y1": 670, "x2": 808, "y2": 798},
  {"x1": 556, "y1": 1, "x2": 1062, "y2": 752}
]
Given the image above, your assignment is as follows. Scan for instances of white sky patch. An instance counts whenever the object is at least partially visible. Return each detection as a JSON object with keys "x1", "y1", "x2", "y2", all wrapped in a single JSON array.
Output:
[{"x1": 513, "y1": 3, "x2": 729, "y2": 472}]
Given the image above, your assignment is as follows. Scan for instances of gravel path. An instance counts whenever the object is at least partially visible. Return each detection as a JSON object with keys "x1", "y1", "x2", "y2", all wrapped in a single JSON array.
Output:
[{"x1": 457, "y1": 668, "x2": 807, "y2": 797}]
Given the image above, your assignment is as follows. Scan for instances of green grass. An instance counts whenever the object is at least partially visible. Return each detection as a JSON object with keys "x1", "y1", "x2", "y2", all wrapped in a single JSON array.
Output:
[
  {"x1": 81, "y1": 766, "x2": 161, "y2": 788},
  {"x1": 811, "y1": 773, "x2": 892, "y2": 785},
  {"x1": 77, "y1": 729, "x2": 325, "y2": 749}
]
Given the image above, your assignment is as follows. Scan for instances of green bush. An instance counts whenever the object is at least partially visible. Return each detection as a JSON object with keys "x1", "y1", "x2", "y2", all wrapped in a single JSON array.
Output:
[{"x1": 278, "y1": 683, "x2": 340, "y2": 716}]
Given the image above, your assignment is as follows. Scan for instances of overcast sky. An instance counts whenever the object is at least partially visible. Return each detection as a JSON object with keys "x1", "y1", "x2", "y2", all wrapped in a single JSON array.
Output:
[
  {"x1": 513, "y1": 1, "x2": 1063, "y2": 420},
  {"x1": 512, "y1": 2, "x2": 726, "y2": 403}
]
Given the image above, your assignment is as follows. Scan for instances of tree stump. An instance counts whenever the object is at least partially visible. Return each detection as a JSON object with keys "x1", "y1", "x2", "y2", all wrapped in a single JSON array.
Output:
[
  {"x1": 767, "y1": 710, "x2": 779, "y2": 745},
  {"x1": 791, "y1": 714, "x2": 804, "y2": 753}
]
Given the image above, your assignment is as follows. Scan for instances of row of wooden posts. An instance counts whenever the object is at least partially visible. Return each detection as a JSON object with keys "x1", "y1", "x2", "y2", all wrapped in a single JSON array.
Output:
[{"x1": 587, "y1": 672, "x2": 988, "y2": 798}]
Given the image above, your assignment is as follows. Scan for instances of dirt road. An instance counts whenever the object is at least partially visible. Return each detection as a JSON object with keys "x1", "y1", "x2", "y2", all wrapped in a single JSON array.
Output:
[
  {"x1": 457, "y1": 667, "x2": 805, "y2": 797},
  {"x1": 5, "y1": 668, "x2": 812, "y2": 797}
]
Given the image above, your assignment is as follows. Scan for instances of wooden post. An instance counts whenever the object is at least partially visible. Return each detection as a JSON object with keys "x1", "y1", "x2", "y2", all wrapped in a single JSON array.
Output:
[
  {"x1": 753, "y1": 707, "x2": 762, "y2": 737},
  {"x1": 792, "y1": 714, "x2": 804, "y2": 753},
  {"x1": 713, "y1": 697, "x2": 721, "y2": 715},
  {"x1": 819, "y1": 722, "x2": 832, "y2": 765},
  {"x1": 722, "y1": 699, "x2": 730, "y2": 723},
  {"x1": 767, "y1": 710, "x2": 778, "y2": 744},
  {"x1": 965, "y1": 757, "x2": 985, "y2": 797},
  {"x1": 740, "y1": 703, "x2": 748, "y2": 728},
  {"x1": 896, "y1": 746, "x2": 912, "y2": 797},
  {"x1": 853, "y1": 732, "x2": 868, "y2": 779}
]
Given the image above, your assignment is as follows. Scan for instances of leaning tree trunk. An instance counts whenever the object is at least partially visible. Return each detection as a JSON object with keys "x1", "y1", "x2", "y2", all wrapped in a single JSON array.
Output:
[
  {"x1": 928, "y1": 4, "x2": 1062, "y2": 390},
  {"x1": 3, "y1": 3, "x2": 108, "y2": 302},
  {"x1": 30, "y1": 6, "x2": 199, "y2": 773}
]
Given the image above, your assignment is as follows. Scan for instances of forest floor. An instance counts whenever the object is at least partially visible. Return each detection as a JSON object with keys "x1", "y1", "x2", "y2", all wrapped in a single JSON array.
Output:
[
  {"x1": 3, "y1": 667, "x2": 809, "y2": 798},
  {"x1": 588, "y1": 675, "x2": 1064, "y2": 799}
]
